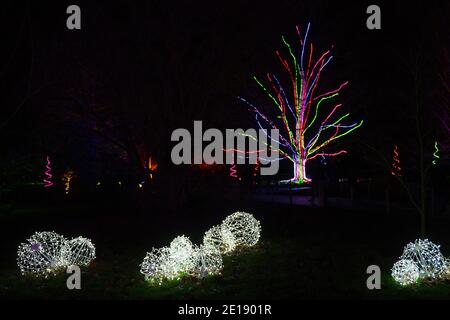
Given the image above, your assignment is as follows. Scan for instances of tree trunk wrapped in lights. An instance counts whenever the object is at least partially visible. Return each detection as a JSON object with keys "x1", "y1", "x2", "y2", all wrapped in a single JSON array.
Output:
[{"x1": 240, "y1": 23, "x2": 363, "y2": 184}]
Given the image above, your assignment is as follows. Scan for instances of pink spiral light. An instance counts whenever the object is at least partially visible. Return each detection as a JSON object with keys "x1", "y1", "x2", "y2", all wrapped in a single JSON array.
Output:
[{"x1": 43, "y1": 156, "x2": 54, "y2": 188}]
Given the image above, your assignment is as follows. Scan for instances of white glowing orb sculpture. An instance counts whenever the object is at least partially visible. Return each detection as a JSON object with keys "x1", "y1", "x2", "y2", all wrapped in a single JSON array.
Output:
[
  {"x1": 203, "y1": 225, "x2": 236, "y2": 254},
  {"x1": 222, "y1": 212, "x2": 261, "y2": 248},
  {"x1": 189, "y1": 245, "x2": 223, "y2": 279},
  {"x1": 17, "y1": 231, "x2": 68, "y2": 276},
  {"x1": 140, "y1": 247, "x2": 173, "y2": 284},
  {"x1": 439, "y1": 258, "x2": 450, "y2": 280},
  {"x1": 140, "y1": 235, "x2": 226, "y2": 284},
  {"x1": 400, "y1": 239, "x2": 446, "y2": 279},
  {"x1": 62, "y1": 237, "x2": 96, "y2": 266},
  {"x1": 391, "y1": 259, "x2": 420, "y2": 286},
  {"x1": 169, "y1": 235, "x2": 195, "y2": 273}
]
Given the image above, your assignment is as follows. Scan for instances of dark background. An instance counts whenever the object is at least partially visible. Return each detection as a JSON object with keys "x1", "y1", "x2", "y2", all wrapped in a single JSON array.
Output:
[
  {"x1": 0, "y1": 0, "x2": 448, "y2": 186},
  {"x1": 0, "y1": 0, "x2": 449, "y2": 300}
]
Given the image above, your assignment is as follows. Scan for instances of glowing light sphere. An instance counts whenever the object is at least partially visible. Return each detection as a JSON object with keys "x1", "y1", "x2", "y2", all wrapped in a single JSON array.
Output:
[
  {"x1": 222, "y1": 212, "x2": 261, "y2": 248},
  {"x1": 400, "y1": 239, "x2": 446, "y2": 279},
  {"x1": 140, "y1": 247, "x2": 173, "y2": 284},
  {"x1": 189, "y1": 245, "x2": 223, "y2": 279},
  {"x1": 17, "y1": 231, "x2": 68, "y2": 276},
  {"x1": 439, "y1": 258, "x2": 450, "y2": 280},
  {"x1": 391, "y1": 259, "x2": 420, "y2": 286},
  {"x1": 169, "y1": 235, "x2": 195, "y2": 273},
  {"x1": 140, "y1": 235, "x2": 225, "y2": 284},
  {"x1": 203, "y1": 225, "x2": 237, "y2": 254},
  {"x1": 62, "y1": 237, "x2": 96, "y2": 266}
]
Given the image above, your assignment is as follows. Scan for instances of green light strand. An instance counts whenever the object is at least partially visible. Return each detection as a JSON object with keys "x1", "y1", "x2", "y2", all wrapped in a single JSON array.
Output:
[
  {"x1": 303, "y1": 93, "x2": 339, "y2": 136},
  {"x1": 432, "y1": 141, "x2": 439, "y2": 166},
  {"x1": 308, "y1": 120, "x2": 364, "y2": 156}
]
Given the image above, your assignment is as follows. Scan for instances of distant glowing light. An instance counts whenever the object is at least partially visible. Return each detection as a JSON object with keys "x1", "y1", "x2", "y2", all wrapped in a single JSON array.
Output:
[
  {"x1": 148, "y1": 156, "x2": 158, "y2": 179},
  {"x1": 229, "y1": 162, "x2": 238, "y2": 179},
  {"x1": 391, "y1": 145, "x2": 402, "y2": 177},
  {"x1": 253, "y1": 157, "x2": 261, "y2": 177},
  {"x1": 43, "y1": 156, "x2": 54, "y2": 188},
  {"x1": 62, "y1": 170, "x2": 75, "y2": 195},
  {"x1": 432, "y1": 141, "x2": 439, "y2": 166}
]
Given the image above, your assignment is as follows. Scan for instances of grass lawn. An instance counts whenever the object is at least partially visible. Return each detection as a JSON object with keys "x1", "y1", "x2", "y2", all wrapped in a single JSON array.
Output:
[{"x1": 1, "y1": 196, "x2": 450, "y2": 299}]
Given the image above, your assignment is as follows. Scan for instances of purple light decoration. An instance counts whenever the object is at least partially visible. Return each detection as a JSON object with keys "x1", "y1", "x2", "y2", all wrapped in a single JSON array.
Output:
[{"x1": 30, "y1": 243, "x2": 41, "y2": 252}]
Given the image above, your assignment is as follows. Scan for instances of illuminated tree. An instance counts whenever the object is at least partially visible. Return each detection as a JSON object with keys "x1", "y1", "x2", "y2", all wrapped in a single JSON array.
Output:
[{"x1": 240, "y1": 23, "x2": 363, "y2": 184}]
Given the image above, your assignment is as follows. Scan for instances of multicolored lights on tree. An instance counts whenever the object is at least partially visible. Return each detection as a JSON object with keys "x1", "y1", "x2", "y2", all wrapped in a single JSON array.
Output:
[
  {"x1": 391, "y1": 145, "x2": 402, "y2": 177},
  {"x1": 43, "y1": 156, "x2": 54, "y2": 188},
  {"x1": 239, "y1": 23, "x2": 363, "y2": 184}
]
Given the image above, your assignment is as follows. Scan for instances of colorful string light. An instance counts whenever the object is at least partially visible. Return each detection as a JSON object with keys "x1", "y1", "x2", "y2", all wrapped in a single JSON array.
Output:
[
  {"x1": 229, "y1": 162, "x2": 238, "y2": 179},
  {"x1": 391, "y1": 145, "x2": 402, "y2": 177},
  {"x1": 432, "y1": 141, "x2": 439, "y2": 166},
  {"x1": 62, "y1": 170, "x2": 75, "y2": 195},
  {"x1": 43, "y1": 156, "x2": 54, "y2": 188},
  {"x1": 253, "y1": 157, "x2": 261, "y2": 177},
  {"x1": 239, "y1": 23, "x2": 363, "y2": 184},
  {"x1": 148, "y1": 156, "x2": 158, "y2": 179}
]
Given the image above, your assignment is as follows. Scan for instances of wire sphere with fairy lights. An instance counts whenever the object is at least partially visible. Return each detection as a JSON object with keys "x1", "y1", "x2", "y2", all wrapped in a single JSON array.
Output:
[
  {"x1": 439, "y1": 258, "x2": 450, "y2": 280},
  {"x1": 189, "y1": 244, "x2": 223, "y2": 279},
  {"x1": 17, "y1": 231, "x2": 68, "y2": 276},
  {"x1": 222, "y1": 212, "x2": 261, "y2": 248},
  {"x1": 140, "y1": 247, "x2": 173, "y2": 284},
  {"x1": 62, "y1": 237, "x2": 96, "y2": 266},
  {"x1": 140, "y1": 212, "x2": 262, "y2": 284},
  {"x1": 168, "y1": 235, "x2": 195, "y2": 273},
  {"x1": 203, "y1": 225, "x2": 237, "y2": 254},
  {"x1": 391, "y1": 259, "x2": 420, "y2": 286},
  {"x1": 400, "y1": 239, "x2": 446, "y2": 279}
]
